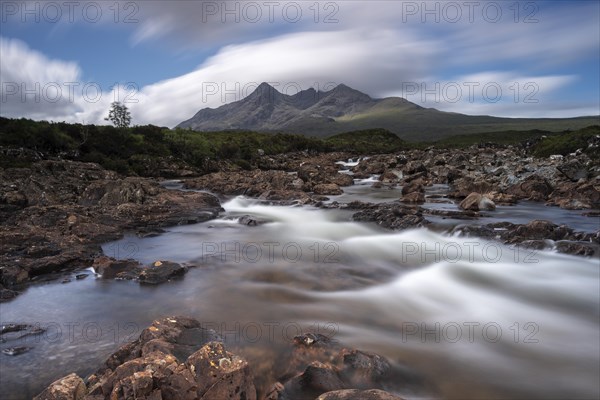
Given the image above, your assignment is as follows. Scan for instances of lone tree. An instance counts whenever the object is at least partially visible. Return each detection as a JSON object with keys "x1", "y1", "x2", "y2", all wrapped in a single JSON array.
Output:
[{"x1": 105, "y1": 102, "x2": 131, "y2": 128}]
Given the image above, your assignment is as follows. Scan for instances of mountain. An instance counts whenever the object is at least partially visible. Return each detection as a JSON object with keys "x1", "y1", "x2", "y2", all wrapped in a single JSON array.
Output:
[{"x1": 177, "y1": 83, "x2": 599, "y2": 141}]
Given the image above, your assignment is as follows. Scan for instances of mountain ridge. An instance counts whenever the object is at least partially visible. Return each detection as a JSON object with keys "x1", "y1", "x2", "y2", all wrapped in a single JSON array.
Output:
[{"x1": 177, "y1": 83, "x2": 599, "y2": 141}]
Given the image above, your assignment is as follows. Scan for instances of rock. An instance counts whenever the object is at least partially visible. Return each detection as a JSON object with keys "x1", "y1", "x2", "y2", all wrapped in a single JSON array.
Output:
[
  {"x1": 0, "y1": 160, "x2": 223, "y2": 299},
  {"x1": 449, "y1": 177, "x2": 496, "y2": 198},
  {"x1": 137, "y1": 261, "x2": 188, "y2": 285},
  {"x1": 33, "y1": 373, "x2": 86, "y2": 400},
  {"x1": 2, "y1": 346, "x2": 32, "y2": 356},
  {"x1": 317, "y1": 389, "x2": 405, "y2": 400},
  {"x1": 352, "y1": 204, "x2": 429, "y2": 230},
  {"x1": 81, "y1": 317, "x2": 256, "y2": 400},
  {"x1": 507, "y1": 175, "x2": 553, "y2": 201},
  {"x1": 557, "y1": 160, "x2": 589, "y2": 181},
  {"x1": 548, "y1": 181, "x2": 600, "y2": 210},
  {"x1": 314, "y1": 184, "x2": 343, "y2": 196},
  {"x1": 283, "y1": 361, "x2": 346, "y2": 399},
  {"x1": 555, "y1": 241, "x2": 599, "y2": 257},
  {"x1": 339, "y1": 349, "x2": 392, "y2": 387},
  {"x1": 379, "y1": 170, "x2": 401, "y2": 184},
  {"x1": 92, "y1": 256, "x2": 142, "y2": 279},
  {"x1": 459, "y1": 192, "x2": 496, "y2": 211},
  {"x1": 238, "y1": 215, "x2": 268, "y2": 226},
  {"x1": 0, "y1": 190, "x2": 28, "y2": 207},
  {"x1": 400, "y1": 192, "x2": 425, "y2": 204},
  {"x1": 329, "y1": 173, "x2": 355, "y2": 187},
  {"x1": 186, "y1": 341, "x2": 257, "y2": 399},
  {"x1": 401, "y1": 179, "x2": 424, "y2": 195},
  {"x1": 485, "y1": 191, "x2": 518, "y2": 205}
]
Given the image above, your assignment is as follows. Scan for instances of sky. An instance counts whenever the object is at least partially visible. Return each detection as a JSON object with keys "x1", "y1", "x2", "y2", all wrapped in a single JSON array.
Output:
[{"x1": 0, "y1": 0, "x2": 599, "y2": 127}]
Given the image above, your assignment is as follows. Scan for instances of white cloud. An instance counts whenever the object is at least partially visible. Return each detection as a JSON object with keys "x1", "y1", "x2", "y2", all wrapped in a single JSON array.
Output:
[
  {"x1": 127, "y1": 29, "x2": 440, "y2": 127},
  {"x1": 386, "y1": 72, "x2": 582, "y2": 118},
  {"x1": 0, "y1": 37, "x2": 130, "y2": 124},
  {"x1": 0, "y1": 37, "x2": 83, "y2": 120}
]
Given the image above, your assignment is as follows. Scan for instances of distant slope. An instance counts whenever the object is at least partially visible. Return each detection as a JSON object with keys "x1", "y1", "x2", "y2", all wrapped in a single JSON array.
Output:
[{"x1": 177, "y1": 82, "x2": 599, "y2": 141}]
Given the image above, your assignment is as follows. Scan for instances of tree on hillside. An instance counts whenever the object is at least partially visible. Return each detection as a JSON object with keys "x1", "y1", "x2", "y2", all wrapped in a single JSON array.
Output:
[{"x1": 105, "y1": 102, "x2": 131, "y2": 128}]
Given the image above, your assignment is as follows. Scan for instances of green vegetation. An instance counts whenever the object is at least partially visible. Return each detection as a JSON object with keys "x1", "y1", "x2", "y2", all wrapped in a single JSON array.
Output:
[
  {"x1": 1, "y1": 117, "x2": 597, "y2": 174},
  {"x1": 325, "y1": 128, "x2": 410, "y2": 153},
  {"x1": 0, "y1": 117, "x2": 329, "y2": 173},
  {"x1": 430, "y1": 129, "x2": 555, "y2": 148},
  {"x1": 531, "y1": 125, "x2": 600, "y2": 158}
]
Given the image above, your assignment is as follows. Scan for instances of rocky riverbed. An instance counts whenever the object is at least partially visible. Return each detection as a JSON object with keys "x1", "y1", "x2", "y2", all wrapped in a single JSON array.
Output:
[{"x1": 1, "y1": 143, "x2": 599, "y2": 399}]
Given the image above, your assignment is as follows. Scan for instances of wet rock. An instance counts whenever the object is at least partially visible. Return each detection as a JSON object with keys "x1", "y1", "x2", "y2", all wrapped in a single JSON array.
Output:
[
  {"x1": 92, "y1": 256, "x2": 142, "y2": 279},
  {"x1": 339, "y1": 349, "x2": 392, "y2": 388},
  {"x1": 401, "y1": 179, "x2": 424, "y2": 195},
  {"x1": 314, "y1": 184, "x2": 343, "y2": 196},
  {"x1": 0, "y1": 160, "x2": 223, "y2": 299},
  {"x1": 2, "y1": 346, "x2": 32, "y2": 356},
  {"x1": 186, "y1": 341, "x2": 256, "y2": 399},
  {"x1": 329, "y1": 173, "x2": 355, "y2": 187},
  {"x1": 400, "y1": 192, "x2": 425, "y2": 204},
  {"x1": 81, "y1": 317, "x2": 256, "y2": 400},
  {"x1": 238, "y1": 215, "x2": 268, "y2": 226},
  {"x1": 352, "y1": 204, "x2": 429, "y2": 230},
  {"x1": 555, "y1": 241, "x2": 599, "y2": 257},
  {"x1": 317, "y1": 389, "x2": 405, "y2": 400},
  {"x1": 283, "y1": 361, "x2": 346, "y2": 399},
  {"x1": 459, "y1": 192, "x2": 496, "y2": 211},
  {"x1": 113, "y1": 261, "x2": 188, "y2": 285},
  {"x1": 379, "y1": 170, "x2": 401, "y2": 184},
  {"x1": 33, "y1": 373, "x2": 86, "y2": 400},
  {"x1": 485, "y1": 191, "x2": 518, "y2": 205},
  {"x1": 137, "y1": 261, "x2": 188, "y2": 285},
  {"x1": 0, "y1": 285, "x2": 19, "y2": 301}
]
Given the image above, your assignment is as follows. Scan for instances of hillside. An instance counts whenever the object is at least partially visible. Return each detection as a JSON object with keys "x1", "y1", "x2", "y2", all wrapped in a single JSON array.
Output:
[{"x1": 177, "y1": 83, "x2": 599, "y2": 140}]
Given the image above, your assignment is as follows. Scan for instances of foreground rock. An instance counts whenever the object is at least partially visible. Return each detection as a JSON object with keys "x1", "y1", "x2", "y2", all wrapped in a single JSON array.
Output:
[
  {"x1": 33, "y1": 373, "x2": 86, "y2": 400},
  {"x1": 0, "y1": 161, "x2": 223, "y2": 299},
  {"x1": 36, "y1": 317, "x2": 412, "y2": 400},
  {"x1": 37, "y1": 316, "x2": 256, "y2": 400},
  {"x1": 265, "y1": 333, "x2": 419, "y2": 400}
]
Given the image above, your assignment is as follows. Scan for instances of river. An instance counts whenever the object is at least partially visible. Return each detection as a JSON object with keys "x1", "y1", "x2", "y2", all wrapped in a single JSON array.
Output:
[{"x1": 1, "y1": 181, "x2": 598, "y2": 399}]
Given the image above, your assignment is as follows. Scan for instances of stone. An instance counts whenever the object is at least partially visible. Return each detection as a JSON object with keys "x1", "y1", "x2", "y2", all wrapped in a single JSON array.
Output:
[
  {"x1": 92, "y1": 256, "x2": 142, "y2": 279},
  {"x1": 557, "y1": 160, "x2": 589, "y2": 181},
  {"x1": 314, "y1": 184, "x2": 343, "y2": 196},
  {"x1": 33, "y1": 373, "x2": 86, "y2": 400},
  {"x1": 459, "y1": 193, "x2": 496, "y2": 211}
]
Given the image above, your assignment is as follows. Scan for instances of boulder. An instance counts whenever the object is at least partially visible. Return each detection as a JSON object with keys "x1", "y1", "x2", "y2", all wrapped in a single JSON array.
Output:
[
  {"x1": 33, "y1": 373, "x2": 86, "y2": 400},
  {"x1": 459, "y1": 193, "x2": 496, "y2": 211},
  {"x1": 400, "y1": 192, "x2": 425, "y2": 204},
  {"x1": 557, "y1": 160, "x2": 589, "y2": 181},
  {"x1": 314, "y1": 184, "x2": 343, "y2": 196},
  {"x1": 92, "y1": 256, "x2": 142, "y2": 279}
]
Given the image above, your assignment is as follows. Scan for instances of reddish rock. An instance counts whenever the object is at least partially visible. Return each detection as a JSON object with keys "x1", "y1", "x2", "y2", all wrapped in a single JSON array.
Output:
[
  {"x1": 33, "y1": 373, "x2": 86, "y2": 400},
  {"x1": 459, "y1": 193, "x2": 496, "y2": 211}
]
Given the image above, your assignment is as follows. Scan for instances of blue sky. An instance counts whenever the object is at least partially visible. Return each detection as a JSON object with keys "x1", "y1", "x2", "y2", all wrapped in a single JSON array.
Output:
[{"x1": 1, "y1": 0, "x2": 598, "y2": 126}]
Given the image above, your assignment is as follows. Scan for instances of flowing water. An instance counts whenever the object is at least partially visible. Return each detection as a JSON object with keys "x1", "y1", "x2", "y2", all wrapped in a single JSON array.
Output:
[{"x1": 1, "y1": 186, "x2": 599, "y2": 399}]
